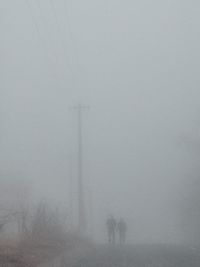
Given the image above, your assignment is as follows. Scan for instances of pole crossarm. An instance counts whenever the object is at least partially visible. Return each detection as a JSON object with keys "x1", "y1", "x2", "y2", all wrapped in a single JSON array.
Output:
[{"x1": 69, "y1": 104, "x2": 90, "y2": 111}]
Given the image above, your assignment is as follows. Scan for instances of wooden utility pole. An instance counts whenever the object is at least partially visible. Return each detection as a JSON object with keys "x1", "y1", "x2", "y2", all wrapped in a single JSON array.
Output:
[
  {"x1": 68, "y1": 154, "x2": 73, "y2": 230},
  {"x1": 71, "y1": 104, "x2": 89, "y2": 234}
]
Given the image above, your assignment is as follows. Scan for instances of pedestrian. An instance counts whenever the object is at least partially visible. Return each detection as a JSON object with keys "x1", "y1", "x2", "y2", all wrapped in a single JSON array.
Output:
[
  {"x1": 117, "y1": 218, "x2": 127, "y2": 245},
  {"x1": 106, "y1": 215, "x2": 117, "y2": 244}
]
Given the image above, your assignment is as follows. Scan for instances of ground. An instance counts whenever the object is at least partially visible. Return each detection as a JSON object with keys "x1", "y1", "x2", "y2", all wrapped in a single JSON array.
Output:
[
  {"x1": 0, "y1": 242, "x2": 200, "y2": 266},
  {"x1": 62, "y1": 244, "x2": 200, "y2": 267}
]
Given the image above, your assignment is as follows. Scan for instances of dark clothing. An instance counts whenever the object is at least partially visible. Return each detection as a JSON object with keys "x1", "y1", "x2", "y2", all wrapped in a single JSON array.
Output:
[
  {"x1": 117, "y1": 219, "x2": 127, "y2": 244},
  {"x1": 106, "y1": 216, "x2": 117, "y2": 244}
]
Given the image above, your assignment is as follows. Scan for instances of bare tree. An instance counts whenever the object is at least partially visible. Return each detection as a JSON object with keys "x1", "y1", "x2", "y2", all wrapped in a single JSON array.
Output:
[{"x1": 30, "y1": 201, "x2": 68, "y2": 242}]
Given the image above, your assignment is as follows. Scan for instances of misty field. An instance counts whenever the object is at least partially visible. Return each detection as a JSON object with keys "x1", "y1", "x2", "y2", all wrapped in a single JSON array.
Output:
[{"x1": 68, "y1": 245, "x2": 200, "y2": 267}]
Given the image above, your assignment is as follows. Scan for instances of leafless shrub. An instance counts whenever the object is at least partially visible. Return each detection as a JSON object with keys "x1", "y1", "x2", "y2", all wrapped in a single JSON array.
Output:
[{"x1": 30, "y1": 201, "x2": 67, "y2": 243}]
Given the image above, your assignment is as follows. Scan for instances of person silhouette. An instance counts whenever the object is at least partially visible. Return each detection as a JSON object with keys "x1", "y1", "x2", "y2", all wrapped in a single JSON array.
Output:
[
  {"x1": 117, "y1": 218, "x2": 127, "y2": 245},
  {"x1": 106, "y1": 215, "x2": 117, "y2": 244}
]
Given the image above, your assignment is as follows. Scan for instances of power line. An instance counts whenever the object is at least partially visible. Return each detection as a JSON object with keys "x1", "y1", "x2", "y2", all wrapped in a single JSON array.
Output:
[
  {"x1": 25, "y1": 0, "x2": 44, "y2": 45},
  {"x1": 24, "y1": 0, "x2": 62, "y2": 85},
  {"x1": 35, "y1": 0, "x2": 50, "y2": 35},
  {"x1": 62, "y1": 0, "x2": 92, "y2": 91},
  {"x1": 49, "y1": 0, "x2": 74, "y2": 76},
  {"x1": 35, "y1": 0, "x2": 62, "y2": 74}
]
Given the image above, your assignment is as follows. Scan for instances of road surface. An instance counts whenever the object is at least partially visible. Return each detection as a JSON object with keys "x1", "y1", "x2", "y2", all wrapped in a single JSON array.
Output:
[{"x1": 61, "y1": 244, "x2": 200, "y2": 267}]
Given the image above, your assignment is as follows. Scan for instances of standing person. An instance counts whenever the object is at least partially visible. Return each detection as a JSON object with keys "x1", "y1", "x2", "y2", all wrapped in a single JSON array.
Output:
[
  {"x1": 117, "y1": 218, "x2": 127, "y2": 245},
  {"x1": 106, "y1": 215, "x2": 117, "y2": 244}
]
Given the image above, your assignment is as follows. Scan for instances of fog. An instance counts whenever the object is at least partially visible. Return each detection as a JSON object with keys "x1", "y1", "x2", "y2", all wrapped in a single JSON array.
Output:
[{"x1": 1, "y1": 0, "x2": 200, "y2": 245}]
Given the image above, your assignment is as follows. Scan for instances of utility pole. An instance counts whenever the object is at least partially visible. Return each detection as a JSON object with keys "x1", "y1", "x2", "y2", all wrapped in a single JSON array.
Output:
[
  {"x1": 68, "y1": 154, "x2": 73, "y2": 230},
  {"x1": 71, "y1": 104, "x2": 89, "y2": 234}
]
